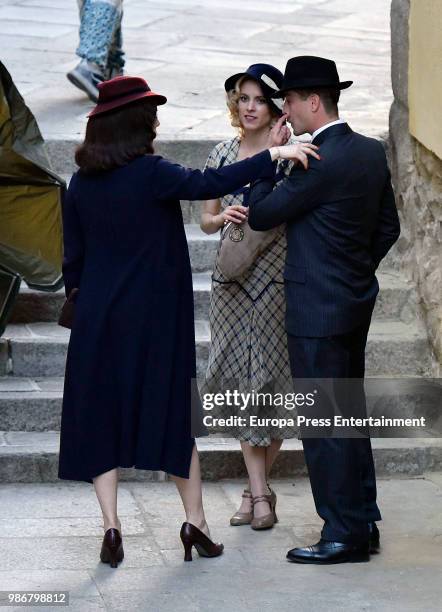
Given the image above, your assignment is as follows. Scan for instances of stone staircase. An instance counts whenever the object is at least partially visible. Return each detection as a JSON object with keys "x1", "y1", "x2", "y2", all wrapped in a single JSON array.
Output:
[{"x1": 0, "y1": 140, "x2": 439, "y2": 482}]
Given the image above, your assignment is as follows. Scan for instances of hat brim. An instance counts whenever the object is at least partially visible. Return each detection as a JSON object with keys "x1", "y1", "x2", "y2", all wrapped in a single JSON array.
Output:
[
  {"x1": 87, "y1": 90, "x2": 167, "y2": 118},
  {"x1": 272, "y1": 80, "x2": 353, "y2": 98},
  {"x1": 224, "y1": 72, "x2": 248, "y2": 92}
]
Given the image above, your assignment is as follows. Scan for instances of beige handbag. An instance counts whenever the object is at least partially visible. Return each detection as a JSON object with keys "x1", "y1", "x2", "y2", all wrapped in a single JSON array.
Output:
[
  {"x1": 213, "y1": 138, "x2": 286, "y2": 280},
  {"x1": 217, "y1": 220, "x2": 281, "y2": 280}
]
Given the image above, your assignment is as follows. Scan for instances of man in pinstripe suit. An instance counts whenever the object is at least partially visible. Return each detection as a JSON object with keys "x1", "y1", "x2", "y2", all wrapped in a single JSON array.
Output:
[{"x1": 248, "y1": 56, "x2": 400, "y2": 564}]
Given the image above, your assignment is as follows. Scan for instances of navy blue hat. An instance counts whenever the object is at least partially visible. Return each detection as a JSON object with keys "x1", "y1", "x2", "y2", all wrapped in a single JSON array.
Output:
[
  {"x1": 272, "y1": 56, "x2": 352, "y2": 98},
  {"x1": 224, "y1": 63, "x2": 284, "y2": 115}
]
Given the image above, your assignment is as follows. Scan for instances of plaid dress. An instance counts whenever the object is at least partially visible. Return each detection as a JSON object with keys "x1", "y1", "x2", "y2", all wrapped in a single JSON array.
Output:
[{"x1": 201, "y1": 137, "x2": 297, "y2": 445}]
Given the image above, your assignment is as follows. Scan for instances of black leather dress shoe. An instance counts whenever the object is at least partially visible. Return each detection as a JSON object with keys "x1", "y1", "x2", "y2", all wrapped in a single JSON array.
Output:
[
  {"x1": 286, "y1": 539, "x2": 370, "y2": 564},
  {"x1": 368, "y1": 521, "x2": 380, "y2": 553}
]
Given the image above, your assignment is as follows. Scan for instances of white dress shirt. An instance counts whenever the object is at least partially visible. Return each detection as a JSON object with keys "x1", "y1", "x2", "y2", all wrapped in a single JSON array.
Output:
[{"x1": 311, "y1": 119, "x2": 346, "y2": 141}]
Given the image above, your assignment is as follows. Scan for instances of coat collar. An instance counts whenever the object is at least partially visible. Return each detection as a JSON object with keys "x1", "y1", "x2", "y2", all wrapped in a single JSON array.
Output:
[{"x1": 311, "y1": 122, "x2": 352, "y2": 146}]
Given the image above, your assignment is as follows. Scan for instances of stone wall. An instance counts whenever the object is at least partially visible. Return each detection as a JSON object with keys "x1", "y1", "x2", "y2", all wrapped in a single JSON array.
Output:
[{"x1": 389, "y1": 0, "x2": 442, "y2": 375}]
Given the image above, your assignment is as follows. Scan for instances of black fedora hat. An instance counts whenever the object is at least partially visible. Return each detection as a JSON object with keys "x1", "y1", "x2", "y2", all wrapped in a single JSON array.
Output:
[
  {"x1": 272, "y1": 56, "x2": 352, "y2": 98},
  {"x1": 224, "y1": 63, "x2": 284, "y2": 115}
]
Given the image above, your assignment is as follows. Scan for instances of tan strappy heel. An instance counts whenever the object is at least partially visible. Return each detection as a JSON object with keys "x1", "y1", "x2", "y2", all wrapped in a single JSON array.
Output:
[
  {"x1": 267, "y1": 485, "x2": 277, "y2": 511},
  {"x1": 251, "y1": 492, "x2": 278, "y2": 530},
  {"x1": 230, "y1": 489, "x2": 253, "y2": 526}
]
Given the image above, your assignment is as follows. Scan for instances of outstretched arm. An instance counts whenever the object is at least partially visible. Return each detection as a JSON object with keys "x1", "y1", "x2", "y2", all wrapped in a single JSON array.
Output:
[
  {"x1": 153, "y1": 143, "x2": 319, "y2": 203},
  {"x1": 153, "y1": 150, "x2": 276, "y2": 202}
]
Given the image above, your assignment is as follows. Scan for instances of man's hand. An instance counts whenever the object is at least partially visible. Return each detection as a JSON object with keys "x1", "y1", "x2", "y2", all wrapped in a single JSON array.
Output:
[{"x1": 267, "y1": 113, "x2": 291, "y2": 147}]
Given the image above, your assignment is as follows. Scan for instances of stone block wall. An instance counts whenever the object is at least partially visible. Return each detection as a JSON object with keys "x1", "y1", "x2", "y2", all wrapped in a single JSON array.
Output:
[{"x1": 389, "y1": 0, "x2": 442, "y2": 375}]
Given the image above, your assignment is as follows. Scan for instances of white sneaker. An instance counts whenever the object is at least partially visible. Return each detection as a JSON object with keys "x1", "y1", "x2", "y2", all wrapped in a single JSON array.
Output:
[{"x1": 67, "y1": 59, "x2": 105, "y2": 102}]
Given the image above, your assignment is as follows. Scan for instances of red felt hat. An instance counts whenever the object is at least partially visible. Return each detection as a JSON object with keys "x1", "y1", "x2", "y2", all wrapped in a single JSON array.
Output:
[{"x1": 87, "y1": 76, "x2": 167, "y2": 118}]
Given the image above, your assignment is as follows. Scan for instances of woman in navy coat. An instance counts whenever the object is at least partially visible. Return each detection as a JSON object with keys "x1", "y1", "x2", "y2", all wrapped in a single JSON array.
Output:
[{"x1": 58, "y1": 75, "x2": 314, "y2": 565}]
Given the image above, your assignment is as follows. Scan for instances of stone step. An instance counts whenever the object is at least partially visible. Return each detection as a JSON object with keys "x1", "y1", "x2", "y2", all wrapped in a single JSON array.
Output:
[
  {"x1": 9, "y1": 269, "x2": 416, "y2": 325},
  {"x1": 0, "y1": 377, "x2": 63, "y2": 432},
  {"x1": 47, "y1": 139, "x2": 220, "y2": 178},
  {"x1": 0, "y1": 320, "x2": 433, "y2": 379},
  {"x1": 1, "y1": 376, "x2": 440, "y2": 434},
  {"x1": 0, "y1": 431, "x2": 440, "y2": 483},
  {"x1": 184, "y1": 224, "x2": 219, "y2": 272},
  {"x1": 181, "y1": 200, "x2": 202, "y2": 225},
  {"x1": 10, "y1": 272, "x2": 212, "y2": 324},
  {"x1": 49, "y1": 135, "x2": 386, "y2": 176}
]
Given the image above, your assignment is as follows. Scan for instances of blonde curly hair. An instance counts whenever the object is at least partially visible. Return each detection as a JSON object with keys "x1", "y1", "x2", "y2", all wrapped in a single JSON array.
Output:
[{"x1": 226, "y1": 75, "x2": 280, "y2": 139}]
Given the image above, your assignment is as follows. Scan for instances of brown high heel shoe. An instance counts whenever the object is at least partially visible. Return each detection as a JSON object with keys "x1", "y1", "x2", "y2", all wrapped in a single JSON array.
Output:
[
  {"x1": 230, "y1": 488, "x2": 253, "y2": 526},
  {"x1": 180, "y1": 522, "x2": 224, "y2": 562},
  {"x1": 100, "y1": 528, "x2": 124, "y2": 568},
  {"x1": 267, "y1": 485, "x2": 277, "y2": 511},
  {"x1": 250, "y1": 493, "x2": 278, "y2": 530}
]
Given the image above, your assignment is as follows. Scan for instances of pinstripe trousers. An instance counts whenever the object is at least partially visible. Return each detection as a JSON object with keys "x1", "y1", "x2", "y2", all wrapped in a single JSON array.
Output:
[{"x1": 287, "y1": 318, "x2": 382, "y2": 544}]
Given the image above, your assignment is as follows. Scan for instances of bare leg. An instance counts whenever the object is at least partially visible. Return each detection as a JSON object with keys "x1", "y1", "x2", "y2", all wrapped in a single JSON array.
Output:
[
  {"x1": 170, "y1": 444, "x2": 210, "y2": 537},
  {"x1": 240, "y1": 442, "x2": 271, "y2": 518},
  {"x1": 235, "y1": 474, "x2": 252, "y2": 514},
  {"x1": 236, "y1": 439, "x2": 282, "y2": 515},
  {"x1": 265, "y1": 439, "x2": 283, "y2": 480},
  {"x1": 93, "y1": 467, "x2": 121, "y2": 534}
]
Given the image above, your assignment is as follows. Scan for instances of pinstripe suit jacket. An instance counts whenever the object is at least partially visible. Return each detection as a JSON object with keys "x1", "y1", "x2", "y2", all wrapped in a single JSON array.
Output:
[{"x1": 248, "y1": 123, "x2": 400, "y2": 337}]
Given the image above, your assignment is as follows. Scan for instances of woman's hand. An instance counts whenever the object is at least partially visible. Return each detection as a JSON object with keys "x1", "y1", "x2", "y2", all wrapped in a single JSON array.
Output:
[
  {"x1": 267, "y1": 114, "x2": 291, "y2": 147},
  {"x1": 216, "y1": 205, "x2": 248, "y2": 226},
  {"x1": 270, "y1": 143, "x2": 320, "y2": 169}
]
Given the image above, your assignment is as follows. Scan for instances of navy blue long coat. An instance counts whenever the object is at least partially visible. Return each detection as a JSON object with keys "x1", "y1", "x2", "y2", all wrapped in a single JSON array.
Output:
[{"x1": 58, "y1": 150, "x2": 274, "y2": 483}]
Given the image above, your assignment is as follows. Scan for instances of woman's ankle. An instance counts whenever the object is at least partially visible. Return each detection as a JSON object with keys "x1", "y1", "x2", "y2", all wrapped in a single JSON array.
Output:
[
  {"x1": 250, "y1": 484, "x2": 270, "y2": 498},
  {"x1": 186, "y1": 514, "x2": 208, "y2": 534},
  {"x1": 103, "y1": 518, "x2": 121, "y2": 532},
  {"x1": 187, "y1": 514, "x2": 206, "y2": 528}
]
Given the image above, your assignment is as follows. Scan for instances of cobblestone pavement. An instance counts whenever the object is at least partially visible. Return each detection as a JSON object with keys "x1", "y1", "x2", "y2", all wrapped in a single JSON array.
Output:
[
  {"x1": 0, "y1": 475, "x2": 441, "y2": 611},
  {"x1": 0, "y1": 0, "x2": 392, "y2": 140}
]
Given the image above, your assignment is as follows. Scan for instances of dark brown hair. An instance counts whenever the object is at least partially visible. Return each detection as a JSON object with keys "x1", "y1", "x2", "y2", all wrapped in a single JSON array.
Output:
[
  {"x1": 296, "y1": 87, "x2": 340, "y2": 115},
  {"x1": 75, "y1": 98, "x2": 157, "y2": 173}
]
